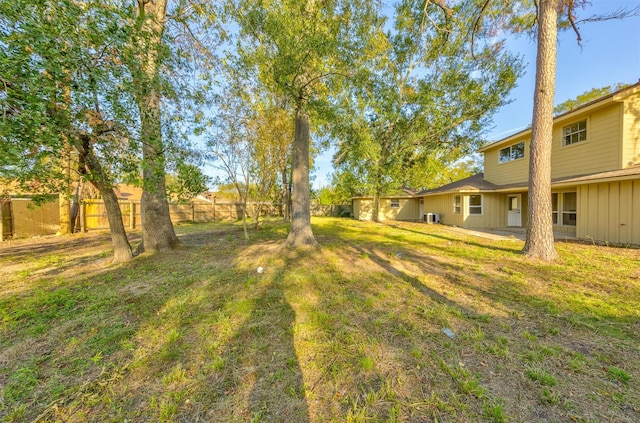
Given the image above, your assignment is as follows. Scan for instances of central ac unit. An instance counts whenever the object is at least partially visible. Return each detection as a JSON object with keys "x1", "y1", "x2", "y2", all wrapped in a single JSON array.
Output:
[{"x1": 426, "y1": 213, "x2": 440, "y2": 224}]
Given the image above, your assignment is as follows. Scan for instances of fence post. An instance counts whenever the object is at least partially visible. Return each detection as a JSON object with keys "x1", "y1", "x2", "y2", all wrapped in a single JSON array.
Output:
[
  {"x1": 191, "y1": 201, "x2": 195, "y2": 222},
  {"x1": 80, "y1": 201, "x2": 86, "y2": 233},
  {"x1": 0, "y1": 202, "x2": 4, "y2": 242},
  {"x1": 130, "y1": 201, "x2": 135, "y2": 229},
  {"x1": 213, "y1": 197, "x2": 216, "y2": 221}
]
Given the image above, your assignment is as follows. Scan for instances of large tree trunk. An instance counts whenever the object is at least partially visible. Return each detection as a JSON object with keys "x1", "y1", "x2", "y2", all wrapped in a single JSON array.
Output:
[
  {"x1": 286, "y1": 107, "x2": 317, "y2": 247},
  {"x1": 372, "y1": 192, "x2": 381, "y2": 222},
  {"x1": 134, "y1": 0, "x2": 180, "y2": 253},
  {"x1": 237, "y1": 184, "x2": 249, "y2": 241},
  {"x1": 75, "y1": 136, "x2": 133, "y2": 263},
  {"x1": 372, "y1": 167, "x2": 383, "y2": 222},
  {"x1": 138, "y1": 95, "x2": 180, "y2": 252},
  {"x1": 523, "y1": 0, "x2": 559, "y2": 261},
  {"x1": 281, "y1": 167, "x2": 290, "y2": 221}
]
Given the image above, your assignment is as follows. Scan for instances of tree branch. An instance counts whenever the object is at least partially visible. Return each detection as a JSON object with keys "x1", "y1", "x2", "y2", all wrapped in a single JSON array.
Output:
[{"x1": 470, "y1": 0, "x2": 491, "y2": 59}]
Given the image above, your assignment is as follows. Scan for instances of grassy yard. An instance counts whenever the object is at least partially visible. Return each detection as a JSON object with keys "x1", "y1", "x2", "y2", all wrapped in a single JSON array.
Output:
[{"x1": 1, "y1": 217, "x2": 639, "y2": 422}]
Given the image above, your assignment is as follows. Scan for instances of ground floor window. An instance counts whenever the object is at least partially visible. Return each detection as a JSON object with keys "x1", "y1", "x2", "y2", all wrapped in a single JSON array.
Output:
[
  {"x1": 390, "y1": 199, "x2": 400, "y2": 208},
  {"x1": 468, "y1": 194, "x2": 482, "y2": 215},
  {"x1": 562, "y1": 192, "x2": 577, "y2": 226},
  {"x1": 552, "y1": 193, "x2": 559, "y2": 224},
  {"x1": 453, "y1": 195, "x2": 461, "y2": 214},
  {"x1": 552, "y1": 191, "x2": 577, "y2": 226}
]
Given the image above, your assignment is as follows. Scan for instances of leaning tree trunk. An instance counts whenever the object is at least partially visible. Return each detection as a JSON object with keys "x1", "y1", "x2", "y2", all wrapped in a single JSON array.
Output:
[
  {"x1": 75, "y1": 136, "x2": 133, "y2": 263},
  {"x1": 523, "y1": 0, "x2": 559, "y2": 261},
  {"x1": 286, "y1": 107, "x2": 317, "y2": 247},
  {"x1": 133, "y1": 0, "x2": 179, "y2": 253},
  {"x1": 69, "y1": 179, "x2": 82, "y2": 233}
]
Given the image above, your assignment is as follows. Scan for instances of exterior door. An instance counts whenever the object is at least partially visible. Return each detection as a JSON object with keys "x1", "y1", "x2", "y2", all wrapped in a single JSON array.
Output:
[{"x1": 507, "y1": 195, "x2": 521, "y2": 227}]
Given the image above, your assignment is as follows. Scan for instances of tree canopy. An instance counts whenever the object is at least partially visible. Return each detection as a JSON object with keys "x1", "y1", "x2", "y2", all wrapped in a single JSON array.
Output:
[
  {"x1": 5, "y1": 0, "x2": 635, "y2": 254},
  {"x1": 554, "y1": 83, "x2": 630, "y2": 114},
  {"x1": 330, "y1": 0, "x2": 522, "y2": 220}
]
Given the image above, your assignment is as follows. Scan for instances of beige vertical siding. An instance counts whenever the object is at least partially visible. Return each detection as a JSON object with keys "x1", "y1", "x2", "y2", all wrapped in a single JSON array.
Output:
[
  {"x1": 483, "y1": 100, "x2": 627, "y2": 185},
  {"x1": 353, "y1": 198, "x2": 419, "y2": 221},
  {"x1": 577, "y1": 181, "x2": 640, "y2": 245},
  {"x1": 483, "y1": 138, "x2": 529, "y2": 185},
  {"x1": 622, "y1": 94, "x2": 640, "y2": 167},
  {"x1": 551, "y1": 105, "x2": 622, "y2": 179},
  {"x1": 353, "y1": 198, "x2": 371, "y2": 220},
  {"x1": 633, "y1": 180, "x2": 640, "y2": 245},
  {"x1": 423, "y1": 193, "x2": 511, "y2": 228},
  {"x1": 463, "y1": 194, "x2": 504, "y2": 228},
  {"x1": 380, "y1": 198, "x2": 420, "y2": 221},
  {"x1": 423, "y1": 194, "x2": 461, "y2": 226},
  {"x1": 352, "y1": 199, "x2": 359, "y2": 219}
]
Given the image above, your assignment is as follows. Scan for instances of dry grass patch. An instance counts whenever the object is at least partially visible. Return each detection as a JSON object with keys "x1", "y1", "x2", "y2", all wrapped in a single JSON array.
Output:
[{"x1": 0, "y1": 218, "x2": 638, "y2": 422}]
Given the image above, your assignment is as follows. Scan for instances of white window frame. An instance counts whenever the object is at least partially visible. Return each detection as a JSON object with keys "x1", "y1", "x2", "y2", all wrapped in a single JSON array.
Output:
[
  {"x1": 562, "y1": 192, "x2": 577, "y2": 226},
  {"x1": 562, "y1": 119, "x2": 587, "y2": 146},
  {"x1": 468, "y1": 194, "x2": 483, "y2": 215},
  {"x1": 390, "y1": 199, "x2": 400, "y2": 209},
  {"x1": 551, "y1": 193, "x2": 559, "y2": 225},
  {"x1": 453, "y1": 195, "x2": 461, "y2": 215},
  {"x1": 498, "y1": 141, "x2": 525, "y2": 163}
]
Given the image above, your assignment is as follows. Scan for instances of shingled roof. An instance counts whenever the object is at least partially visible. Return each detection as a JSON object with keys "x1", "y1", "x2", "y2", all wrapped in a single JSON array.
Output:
[
  {"x1": 416, "y1": 173, "x2": 500, "y2": 196},
  {"x1": 551, "y1": 165, "x2": 640, "y2": 186}
]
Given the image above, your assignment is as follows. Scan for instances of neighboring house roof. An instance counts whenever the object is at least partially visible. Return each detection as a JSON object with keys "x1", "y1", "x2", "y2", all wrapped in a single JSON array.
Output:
[
  {"x1": 113, "y1": 184, "x2": 144, "y2": 201},
  {"x1": 478, "y1": 81, "x2": 640, "y2": 153},
  {"x1": 417, "y1": 173, "x2": 500, "y2": 196},
  {"x1": 399, "y1": 187, "x2": 421, "y2": 196}
]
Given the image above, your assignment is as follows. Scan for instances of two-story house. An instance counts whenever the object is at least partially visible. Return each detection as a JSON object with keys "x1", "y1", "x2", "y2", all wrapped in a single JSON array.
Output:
[{"x1": 352, "y1": 82, "x2": 640, "y2": 246}]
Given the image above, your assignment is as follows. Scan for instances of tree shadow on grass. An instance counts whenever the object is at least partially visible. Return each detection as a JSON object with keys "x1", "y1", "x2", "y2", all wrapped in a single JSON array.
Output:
[
  {"x1": 243, "y1": 274, "x2": 310, "y2": 422},
  {"x1": 349, "y1": 244, "x2": 479, "y2": 319},
  {"x1": 383, "y1": 223, "x2": 523, "y2": 255},
  {"x1": 178, "y1": 244, "x2": 310, "y2": 421}
]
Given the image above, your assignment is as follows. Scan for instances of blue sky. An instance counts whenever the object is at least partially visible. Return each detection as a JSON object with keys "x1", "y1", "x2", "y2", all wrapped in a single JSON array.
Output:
[{"x1": 312, "y1": 0, "x2": 640, "y2": 188}]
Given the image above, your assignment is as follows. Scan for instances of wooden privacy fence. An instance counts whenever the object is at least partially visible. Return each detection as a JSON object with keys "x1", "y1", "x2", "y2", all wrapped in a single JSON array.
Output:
[
  {"x1": 0, "y1": 197, "x2": 352, "y2": 240},
  {"x1": 1, "y1": 197, "x2": 60, "y2": 241},
  {"x1": 81, "y1": 200, "x2": 278, "y2": 231}
]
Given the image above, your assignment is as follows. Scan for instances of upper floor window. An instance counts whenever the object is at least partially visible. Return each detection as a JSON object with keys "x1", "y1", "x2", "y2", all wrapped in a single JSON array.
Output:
[
  {"x1": 498, "y1": 141, "x2": 525, "y2": 163},
  {"x1": 390, "y1": 199, "x2": 400, "y2": 208},
  {"x1": 563, "y1": 120, "x2": 587, "y2": 146},
  {"x1": 468, "y1": 195, "x2": 483, "y2": 215}
]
